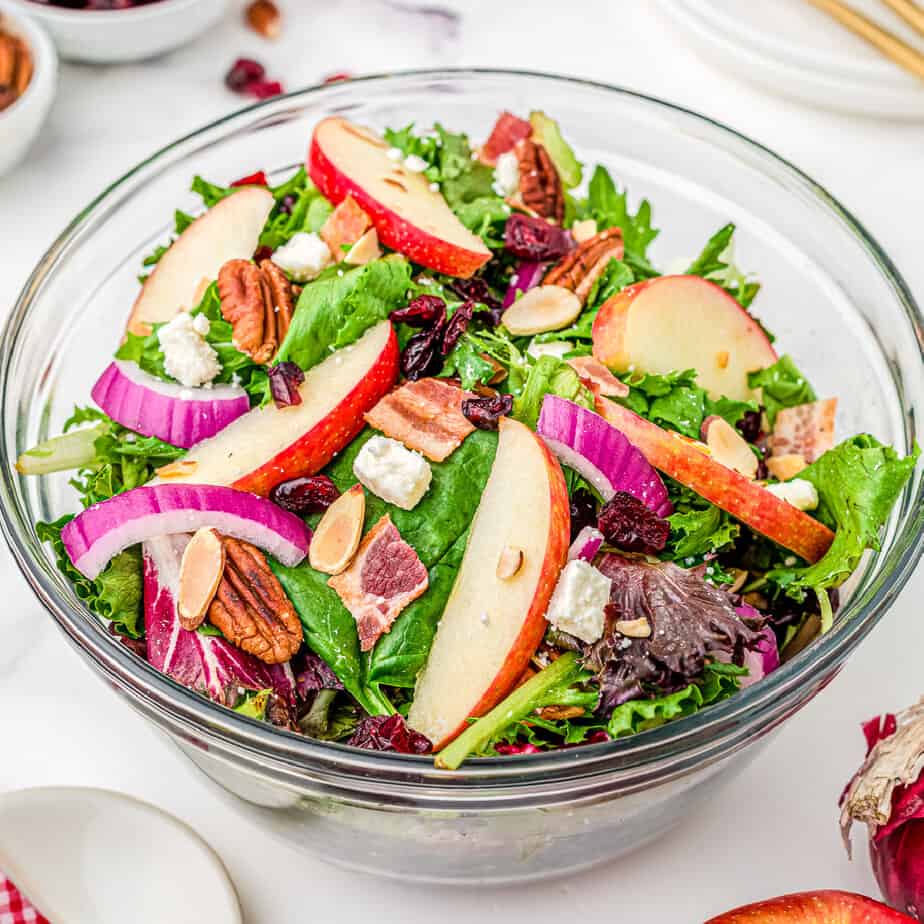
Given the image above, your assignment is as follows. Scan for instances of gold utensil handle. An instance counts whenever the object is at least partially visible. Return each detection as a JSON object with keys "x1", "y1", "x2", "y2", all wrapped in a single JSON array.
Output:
[
  {"x1": 879, "y1": 0, "x2": 924, "y2": 40},
  {"x1": 807, "y1": 0, "x2": 924, "y2": 82}
]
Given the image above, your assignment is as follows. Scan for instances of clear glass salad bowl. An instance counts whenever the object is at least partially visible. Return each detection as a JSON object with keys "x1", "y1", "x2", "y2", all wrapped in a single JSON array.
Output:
[{"x1": 1, "y1": 70, "x2": 921, "y2": 885}]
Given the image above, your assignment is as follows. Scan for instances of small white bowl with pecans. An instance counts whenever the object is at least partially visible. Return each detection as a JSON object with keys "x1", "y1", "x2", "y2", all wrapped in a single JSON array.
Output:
[
  {"x1": 12, "y1": 0, "x2": 229, "y2": 63},
  {"x1": 0, "y1": 0, "x2": 56, "y2": 177}
]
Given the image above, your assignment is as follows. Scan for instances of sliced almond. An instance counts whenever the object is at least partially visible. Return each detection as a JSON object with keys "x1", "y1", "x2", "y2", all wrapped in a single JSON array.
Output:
[
  {"x1": 535, "y1": 705, "x2": 585, "y2": 720},
  {"x1": 178, "y1": 528, "x2": 225, "y2": 630},
  {"x1": 571, "y1": 219, "x2": 597, "y2": 244},
  {"x1": 344, "y1": 228, "x2": 382, "y2": 266},
  {"x1": 496, "y1": 545, "x2": 524, "y2": 580},
  {"x1": 704, "y1": 416, "x2": 759, "y2": 479},
  {"x1": 615, "y1": 617, "x2": 651, "y2": 639},
  {"x1": 156, "y1": 459, "x2": 198, "y2": 479},
  {"x1": 501, "y1": 285, "x2": 582, "y2": 336},
  {"x1": 309, "y1": 484, "x2": 366, "y2": 575},
  {"x1": 766, "y1": 452, "x2": 808, "y2": 481}
]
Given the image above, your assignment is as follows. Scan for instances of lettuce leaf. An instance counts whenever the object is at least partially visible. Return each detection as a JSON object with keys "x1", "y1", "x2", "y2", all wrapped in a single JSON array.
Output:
[
  {"x1": 748, "y1": 355, "x2": 816, "y2": 427},
  {"x1": 512, "y1": 354, "x2": 595, "y2": 430},
  {"x1": 768, "y1": 435, "x2": 919, "y2": 623},
  {"x1": 686, "y1": 223, "x2": 761, "y2": 308},
  {"x1": 37, "y1": 516, "x2": 143, "y2": 638},
  {"x1": 273, "y1": 255, "x2": 412, "y2": 372}
]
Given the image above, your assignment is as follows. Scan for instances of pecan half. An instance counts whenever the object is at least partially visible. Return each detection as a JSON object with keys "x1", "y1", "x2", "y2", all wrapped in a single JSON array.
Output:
[
  {"x1": 208, "y1": 537, "x2": 302, "y2": 664},
  {"x1": 514, "y1": 138, "x2": 564, "y2": 223},
  {"x1": 245, "y1": 0, "x2": 281, "y2": 39},
  {"x1": 543, "y1": 227, "x2": 624, "y2": 303},
  {"x1": 0, "y1": 25, "x2": 31, "y2": 112},
  {"x1": 217, "y1": 258, "x2": 295, "y2": 364}
]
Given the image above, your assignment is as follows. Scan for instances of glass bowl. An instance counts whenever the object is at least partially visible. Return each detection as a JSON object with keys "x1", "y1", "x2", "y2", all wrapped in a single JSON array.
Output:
[{"x1": 1, "y1": 70, "x2": 921, "y2": 885}]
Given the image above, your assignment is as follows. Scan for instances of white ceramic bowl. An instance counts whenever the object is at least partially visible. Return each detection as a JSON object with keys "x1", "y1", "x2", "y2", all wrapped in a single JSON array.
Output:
[
  {"x1": 0, "y1": 1, "x2": 56, "y2": 177},
  {"x1": 11, "y1": 0, "x2": 229, "y2": 63}
]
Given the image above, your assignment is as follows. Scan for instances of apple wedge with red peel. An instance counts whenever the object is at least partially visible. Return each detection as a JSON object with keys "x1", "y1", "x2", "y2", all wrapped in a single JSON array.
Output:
[
  {"x1": 156, "y1": 321, "x2": 398, "y2": 496},
  {"x1": 592, "y1": 275, "x2": 777, "y2": 402},
  {"x1": 596, "y1": 398, "x2": 834, "y2": 563},
  {"x1": 308, "y1": 116, "x2": 492, "y2": 278},
  {"x1": 408, "y1": 416, "x2": 570, "y2": 750},
  {"x1": 705, "y1": 890, "x2": 915, "y2": 923},
  {"x1": 127, "y1": 186, "x2": 274, "y2": 336}
]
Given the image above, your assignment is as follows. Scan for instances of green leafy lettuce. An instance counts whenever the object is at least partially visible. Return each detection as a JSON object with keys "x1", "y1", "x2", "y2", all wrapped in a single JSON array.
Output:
[
  {"x1": 273, "y1": 255, "x2": 412, "y2": 372},
  {"x1": 747, "y1": 355, "x2": 816, "y2": 427},
  {"x1": 271, "y1": 429, "x2": 498, "y2": 714},
  {"x1": 37, "y1": 516, "x2": 143, "y2": 638},
  {"x1": 663, "y1": 480, "x2": 740, "y2": 563},
  {"x1": 512, "y1": 354, "x2": 595, "y2": 430},
  {"x1": 768, "y1": 435, "x2": 919, "y2": 628},
  {"x1": 685, "y1": 223, "x2": 761, "y2": 308}
]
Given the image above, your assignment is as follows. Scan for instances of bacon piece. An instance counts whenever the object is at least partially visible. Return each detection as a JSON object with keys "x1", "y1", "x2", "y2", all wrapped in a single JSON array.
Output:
[
  {"x1": 771, "y1": 398, "x2": 837, "y2": 463},
  {"x1": 364, "y1": 377, "x2": 476, "y2": 462},
  {"x1": 567, "y1": 355, "x2": 629, "y2": 398},
  {"x1": 320, "y1": 194, "x2": 372, "y2": 255},
  {"x1": 479, "y1": 111, "x2": 532, "y2": 165},
  {"x1": 328, "y1": 516, "x2": 428, "y2": 652}
]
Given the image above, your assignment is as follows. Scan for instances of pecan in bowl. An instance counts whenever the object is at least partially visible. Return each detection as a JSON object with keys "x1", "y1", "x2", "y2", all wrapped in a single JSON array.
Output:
[
  {"x1": 543, "y1": 226, "x2": 624, "y2": 303},
  {"x1": 513, "y1": 138, "x2": 564, "y2": 223},
  {"x1": 0, "y1": 18, "x2": 33, "y2": 113}
]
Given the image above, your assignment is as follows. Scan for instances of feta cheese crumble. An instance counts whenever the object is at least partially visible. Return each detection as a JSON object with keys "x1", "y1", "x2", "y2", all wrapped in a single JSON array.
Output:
[
  {"x1": 271, "y1": 231, "x2": 332, "y2": 282},
  {"x1": 386, "y1": 147, "x2": 403, "y2": 161},
  {"x1": 157, "y1": 312, "x2": 220, "y2": 388},
  {"x1": 527, "y1": 339, "x2": 572, "y2": 361},
  {"x1": 764, "y1": 478, "x2": 819, "y2": 511},
  {"x1": 545, "y1": 559, "x2": 612, "y2": 644},
  {"x1": 403, "y1": 154, "x2": 429, "y2": 173},
  {"x1": 353, "y1": 436, "x2": 432, "y2": 511},
  {"x1": 492, "y1": 150, "x2": 520, "y2": 197}
]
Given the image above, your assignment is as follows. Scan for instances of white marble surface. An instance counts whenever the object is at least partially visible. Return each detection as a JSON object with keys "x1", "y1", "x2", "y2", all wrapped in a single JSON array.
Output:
[{"x1": 1, "y1": 2, "x2": 923, "y2": 921}]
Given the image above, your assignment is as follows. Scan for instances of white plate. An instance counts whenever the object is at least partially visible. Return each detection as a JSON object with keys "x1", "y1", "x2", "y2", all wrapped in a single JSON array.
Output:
[
  {"x1": 0, "y1": 787, "x2": 242, "y2": 924},
  {"x1": 655, "y1": 0, "x2": 924, "y2": 119}
]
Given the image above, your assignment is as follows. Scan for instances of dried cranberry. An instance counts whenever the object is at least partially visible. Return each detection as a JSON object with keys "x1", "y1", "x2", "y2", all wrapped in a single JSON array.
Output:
[
  {"x1": 504, "y1": 213, "x2": 573, "y2": 262},
  {"x1": 294, "y1": 651, "x2": 344, "y2": 698},
  {"x1": 569, "y1": 488, "x2": 598, "y2": 540},
  {"x1": 755, "y1": 458, "x2": 769, "y2": 481},
  {"x1": 268, "y1": 362, "x2": 305, "y2": 407},
  {"x1": 400, "y1": 326, "x2": 443, "y2": 381},
  {"x1": 231, "y1": 170, "x2": 269, "y2": 188},
  {"x1": 494, "y1": 742, "x2": 542, "y2": 756},
  {"x1": 461, "y1": 393, "x2": 513, "y2": 430},
  {"x1": 270, "y1": 475, "x2": 340, "y2": 516},
  {"x1": 390, "y1": 295, "x2": 446, "y2": 329},
  {"x1": 597, "y1": 491, "x2": 670, "y2": 555},
  {"x1": 736, "y1": 410, "x2": 762, "y2": 444},
  {"x1": 248, "y1": 80, "x2": 284, "y2": 100},
  {"x1": 441, "y1": 300, "x2": 474, "y2": 355},
  {"x1": 449, "y1": 277, "x2": 501, "y2": 312},
  {"x1": 348, "y1": 714, "x2": 432, "y2": 754},
  {"x1": 252, "y1": 244, "x2": 274, "y2": 263},
  {"x1": 225, "y1": 58, "x2": 265, "y2": 93}
]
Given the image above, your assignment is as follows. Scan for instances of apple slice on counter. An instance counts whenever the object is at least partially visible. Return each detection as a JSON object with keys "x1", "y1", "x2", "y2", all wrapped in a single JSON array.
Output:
[
  {"x1": 705, "y1": 890, "x2": 914, "y2": 923},
  {"x1": 308, "y1": 116, "x2": 492, "y2": 278},
  {"x1": 595, "y1": 398, "x2": 834, "y2": 563},
  {"x1": 127, "y1": 186, "x2": 274, "y2": 336},
  {"x1": 592, "y1": 275, "x2": 777, "y2": 402},
  {"x1": 408, "y1": 416, "x2": 570, "y2": 750},
  {"x1": 156, "y1": 320, "x2": 398, "y2": 496}
]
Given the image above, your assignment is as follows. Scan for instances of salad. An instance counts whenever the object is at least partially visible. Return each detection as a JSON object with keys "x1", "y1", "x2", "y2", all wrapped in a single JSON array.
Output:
[{"x1": 17, "y1": 109, "x2": 918, "y2": 769}]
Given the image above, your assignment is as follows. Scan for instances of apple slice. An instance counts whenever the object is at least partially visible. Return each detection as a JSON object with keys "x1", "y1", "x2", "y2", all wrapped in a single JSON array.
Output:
[
  {"x1": 308, "y1": 116, "x2": 492, "y2": 278},
  {"x1": 706, "y1": 890, "x2": 914, "y2": 923},
  {"x1": 157, "y1": 321, "x2": 398, "y2": 496},
  {"x1": 596, "y1": 398, "x2": 834, "y2": 563},
  {"x1": 127, "y1": 187, "x2": 274, "y2": 336},
  {"x1": 592, "y1": 275, "x2": 777, "y2": 402},
  {"x1": 407, "y1": 416, "x2": 570, "y2": 750}
]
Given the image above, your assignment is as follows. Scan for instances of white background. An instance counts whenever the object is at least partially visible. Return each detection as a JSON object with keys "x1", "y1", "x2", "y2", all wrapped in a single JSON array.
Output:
[{"x1": 1, "y1": 1, "x2": 922, "y2": 920}]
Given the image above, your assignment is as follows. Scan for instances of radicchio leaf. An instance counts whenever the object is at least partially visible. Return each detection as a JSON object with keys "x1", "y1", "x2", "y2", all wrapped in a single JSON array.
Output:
[
  {"x1": 347, "y1": 714, "x2": 432, "y2": 754},
  {"x1": 585, "y1": 553, "x2": 763, "y2": 714}
]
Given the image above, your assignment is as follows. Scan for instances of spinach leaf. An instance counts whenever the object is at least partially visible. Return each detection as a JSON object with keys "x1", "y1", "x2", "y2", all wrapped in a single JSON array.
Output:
[
  {"x1": 274, "y1": 255, "x2": 412, "y2": 372},
  {"x1": 439, "y1": 337, "x2": 498, "y2": 390},
  {"x1": 748, "y1": 355, "x2": 816, "y2": 427},
  {"x1": 512, "y1": 355, "x2": 594, "y2": 430},
  {"x1": 767, "y1": 435, "x2": 919, "y2": 625},
  {"x1": 37, "y1": 516, "x2": 144, "y2": 638}
]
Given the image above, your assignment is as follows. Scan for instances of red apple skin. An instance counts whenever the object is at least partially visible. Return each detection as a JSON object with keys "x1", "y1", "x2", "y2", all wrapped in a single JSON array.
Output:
[
  {"x1": 308, "y1": 118, "x2": 491, "y2": 279},
  {"x1": 231, "y1": 326, "x2": 399, "y2": 496},
  {"x1": 433, "y1": 424, "x2": 571, "y2": 751},
  {"x1": 705, "y1": 890, "x2": 915, "y2": 923},
  {"x1": 596, "y1": 398, "x2": 834, "y2": 564}
]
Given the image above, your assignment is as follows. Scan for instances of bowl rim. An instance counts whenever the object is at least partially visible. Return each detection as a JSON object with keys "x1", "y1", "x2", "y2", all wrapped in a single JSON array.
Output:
[
  {"x1": 2, "y1": 68, "x2": 922, "y2": 786},
  {"x1": 0, "y1": 0, "x2": 57, "y2": 119},
  {"x1": 10, "y1": 0, "x2": 216, "y2": 22}
]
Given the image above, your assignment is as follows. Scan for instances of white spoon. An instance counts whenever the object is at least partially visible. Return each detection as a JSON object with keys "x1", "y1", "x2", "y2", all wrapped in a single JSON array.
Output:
[{"x1": 0, "y1": 787, "x2": 242, "y2": 924}]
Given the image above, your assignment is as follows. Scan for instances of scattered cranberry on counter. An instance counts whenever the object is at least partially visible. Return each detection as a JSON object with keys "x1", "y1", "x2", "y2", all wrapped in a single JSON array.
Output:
[
  {"x1": 225, "y1": 57, "x2": 284, "y2": 100},
  {"x1": 28, "y1": 0, "x2": 164, "y2": 8}
]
